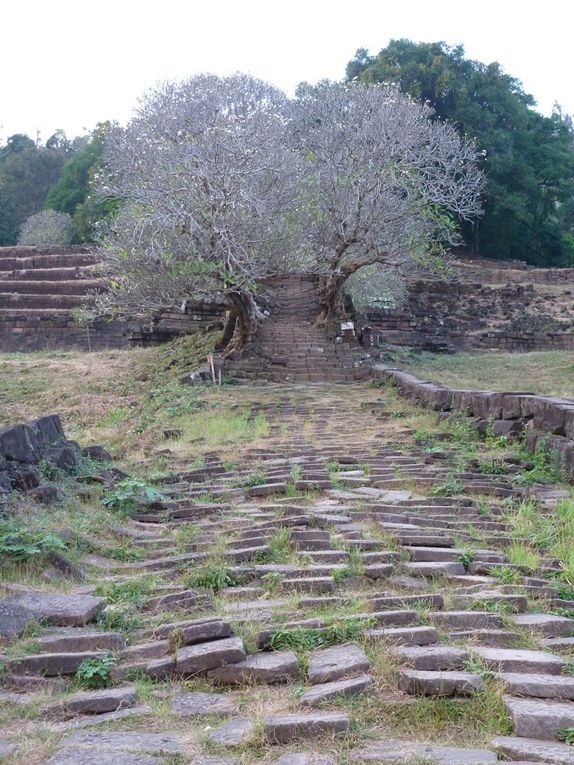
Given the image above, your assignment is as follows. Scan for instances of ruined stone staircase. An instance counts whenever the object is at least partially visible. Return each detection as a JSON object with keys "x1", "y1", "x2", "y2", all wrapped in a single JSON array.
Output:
[
  {"x1": 0, "y1": 246, "x2": 127, "y2": 351},
  {"x1": 231, "y1": 274, "x2": 371, "y2": 383},
  {"x1": 4, "y1": 384, "x2": 574, "y2": 762}
]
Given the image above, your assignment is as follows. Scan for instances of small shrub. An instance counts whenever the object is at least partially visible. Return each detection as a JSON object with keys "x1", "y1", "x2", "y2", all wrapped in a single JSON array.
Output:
[
  {"x1": 269, "y1": 617, "x2": 375, "y2": 651},
  {"x1": 430, "y1": 476, "x2": 464, "y2": 497},
  {"x1": 457, "y1": 550, "x2": 476, "y2": 569},
  {"x1": 488, "y1": 566, "x2": 521, "y2": 585},
  {"x1": 18, "y1": 210, "x2": 73, "y2": 246},
  {"x1": 95, "y1": 578, "x2": 155, "y2": 608},
  {"x1": 0, "y1": 521, "x2": 66, "y2": 562},
  {"x1": 76, "y1": 655, "x2": 116, "y2": 689},
  {"x1": 102, "y1": 478, "x2": 165, "y2": 515},
  {"x1": 559, "y1": 727, "x2": 574, "y2": 744},
  {"x1": 289, "y1": 465, "x2": 303, "y2": 482},
  {"x1": 243, "y1": 472, "x2": 267, "y2": 488},
  {"x1": 186, "y1": 561, "x2": 240, "y2": 593}
]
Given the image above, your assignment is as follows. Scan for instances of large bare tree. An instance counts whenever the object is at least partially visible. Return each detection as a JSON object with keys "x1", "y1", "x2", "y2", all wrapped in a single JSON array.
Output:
[
  {"x1": 293, "y1": 81, "x2": 484, "y2": 323},
  {"x1": 95, "y1": 75, "x2": 483, "y2": 348},
  {"x1": 94, "y1": 74, "x2": 297, "y2": 349}
]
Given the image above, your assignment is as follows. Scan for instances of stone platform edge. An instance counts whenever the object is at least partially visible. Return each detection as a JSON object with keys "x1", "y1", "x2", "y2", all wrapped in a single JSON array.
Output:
[{"x1": 371, "y1": 364, "x2": 574, "y2": 484}]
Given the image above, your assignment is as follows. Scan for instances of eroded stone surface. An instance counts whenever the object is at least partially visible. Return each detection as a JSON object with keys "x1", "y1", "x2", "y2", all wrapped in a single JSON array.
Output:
[
  {"x1": 492, "y1": 735, "x2": 574, "y2": 764},
  {"x1": 176, "y1": 637, "x2": 246, "y2": 676},
  {"x1": 350, "y1": 738, "x2": 498, "y2": 763},
  {"x1": 264, "y1": 712, "x2": 350, "y2": 743},
  {"x1": 171, "y1": 691, "x2": 235, "y2": 716},
  {"x1": 208, "y1": 650, "x2": 298, "y2": 684},
  {"x1": 45, "y1": 751, "x2": 161, "y2": 765},
  {"x1": 0, "y1": 593, "x2": 105, "y2": 627},
  {"x1": 307, "y1": 643, "x2": 371, "y2": 683},
  {"x1": 205, "y1": 718, "x2": 254, "y2": 746},
  {"x1": 43, "y1": 686, "x2": 137, "y2": 718},
  {"x1": 299, "y1": 674, "x2": 372, "y2": 707},
  {"x1": 62, "y1": 731, "x2": 185, "y2": 754}
]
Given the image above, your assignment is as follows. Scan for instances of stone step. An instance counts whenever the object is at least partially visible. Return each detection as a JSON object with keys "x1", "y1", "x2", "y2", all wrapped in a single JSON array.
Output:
[
  {"x1": 350, "y1": 739, "x2": 498, "y2": 764},
  {"x1": 42, "y1": 685, "x2": 137, "y2": 718},
  {"x1": 514, "y1": 612, "x2": 574, "y2": 637},
  {"x1": 389, "y1": 645, "x2": 469, "y2": 671},
  {"x1": 175, "y1": 636, "x2": 246, "y2": 676},
  {"x1": 505, "y1": 695, "x2": 574, "y2": 739},
  {"x1": 398, "y1": 668, "x2": 484, "y2": 696},
  {"x1": 0, "y1": 292, "x2": 85, "y2": 308},
  {"x1": 6, "y1": 651, "x2": 109, "y2": 676},
  {"x1": 208, "y1": 650, "x2": 299, "y2": 684},
  {"x1": 498, "y1": 672, "x2": 574, "y2": 700},
  {"x1": 0, "y1": 279, "x2": 104, "y2": 295},
  {"x1": 299, "y1": 674, "x2": 372, "y2": 707},
  {"x1": 264, "y1": 712, "x2": 350, "y2": 743},
  {"x1": 492, "y1": 735, "x2": 574, "y2": 763},
  {"x1": 307, "y1": 643, "x2": 371, "y2": 683},
  {"x1": 470, "y1": 647, "x2": 566, "y2": 674},
  {"x1": 365, "y1": 625, "x2": 438, "y2": 645}
]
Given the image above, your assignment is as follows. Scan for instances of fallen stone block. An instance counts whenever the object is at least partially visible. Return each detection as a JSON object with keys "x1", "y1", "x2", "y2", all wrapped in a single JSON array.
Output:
[
  {"x1": 398, "y1": 669, "x2": 484, "y2": 696},
  {"x1": 176, "y1": 636, "x2": 246, "y2": 676},
  {"x1": 171, "y1": 691, "x2": 235, "y2": 716},
  {"x1": 299, "y1": 674, "x2": 372, "y2": 707},
  {"x1": 350, "y1": 738, "x2": 498, "y2": 763},
  {"x1": 264, "y1": 712, "x2": 350, "y2": 743},
  {"x1": 307, "y1": 643, "x2": 370, "y2": 684},
  {"x1": 208, "y1": 650, "x2": 299, "y2": 684}
]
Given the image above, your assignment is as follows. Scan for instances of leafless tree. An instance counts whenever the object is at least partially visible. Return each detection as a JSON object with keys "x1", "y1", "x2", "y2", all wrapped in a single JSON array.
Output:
[
  {"x1": 18, "y1": 210, "x2": 73, "y2": 246},
  {"x1": 293, "y1": 81, "x2": 484, "y2": 323},
  {"x1": 95, "y1": 74, "x2": 297, "y2": 350},
  {"x1": 95, "y1": 75, "x2": 483, "y2": 349}
]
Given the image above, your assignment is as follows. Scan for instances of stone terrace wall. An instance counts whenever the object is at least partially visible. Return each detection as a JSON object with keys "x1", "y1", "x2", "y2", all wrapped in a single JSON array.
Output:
[
  {"x1": 0, "y1": 246, "x2": 224, "y2": 352},
  {"x1": 372, "y1": 364, "x2": 574, "y2": 484},
  {"x1": 358, "y1": 260, "x2": 574, "y2": 352}
]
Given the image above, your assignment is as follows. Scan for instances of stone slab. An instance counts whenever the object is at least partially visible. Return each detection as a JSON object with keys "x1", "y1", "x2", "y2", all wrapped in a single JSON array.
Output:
[
  {"x1": 350, "y1": 738, "x2": 498, "y2": 763},
  {"x1": 206, "y1": 718, "x2": 254, "y2": 746},
  {"x1": 299, "y1": 674, "x2": 372, "y2": 707},
  {"x1": 264, "y1": 712, "x2": 350, "y2": 743},
  {"x1": 398, "y1": 669, "x2": 484, "y2": 696},
  {"x1": 505, "y1": 695, "x2": 574, "y2": 739},
  {"x1": 472, "y1": 647, "x2": 565, "y2": 674},
  {"x1": 390, "y1": 645, "x2": 468, "y2": 671},
  {"x1": 492, "y1": 735, "x2": 574, "y2": 764},
  {"x1": 61, "y1": 731, "x2": 185, "y2": 754},
  {"x1": 208, "y1": 650, "x2": 298, "y2": 684},
  {"x1": 308, "y1": 643, "x2": 370, "y2": 684},
  {"x1": 0, "y1": 593, "x2": 105, "y2": 627},
  {"x1": 176, "y1": 636, "x2": 246, "y2": 675},
  {"x1": 171, "y1": 691, "x2": 235, "y2": 716},
  {"x1": 498, "y1": 672, "x2": 574, "y2": 700},
  {"x1": 43, "y1": 685, "x2": 137, "y2": 717}
]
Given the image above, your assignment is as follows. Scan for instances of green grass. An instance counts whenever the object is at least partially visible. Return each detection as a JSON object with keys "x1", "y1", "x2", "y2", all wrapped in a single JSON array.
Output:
[{"x1": 400, "y1": 350, "x2": 574, "y2": 398}]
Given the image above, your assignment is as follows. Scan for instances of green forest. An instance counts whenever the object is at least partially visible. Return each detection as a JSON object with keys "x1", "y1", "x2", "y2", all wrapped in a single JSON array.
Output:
[{"x1": 1, "y1": 40, "x2": 573, "y2": 267}]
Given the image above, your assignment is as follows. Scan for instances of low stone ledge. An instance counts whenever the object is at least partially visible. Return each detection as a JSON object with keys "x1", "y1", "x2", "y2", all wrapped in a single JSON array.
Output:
[{"x1": 372, "y1": 364, "x2": 574, "y2": 483}]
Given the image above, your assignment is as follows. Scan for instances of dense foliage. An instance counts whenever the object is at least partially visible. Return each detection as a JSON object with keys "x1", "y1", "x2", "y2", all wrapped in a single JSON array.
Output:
[
  {"x1": 2, "y1": 42, "x2": 573, "y2": 270},
  {"x1": 94, "y1": 74, "x2": 482, "y2": 346},
  {"x1": 0, "y1": 124, "x2": 117, "y2": 245},
  {"x1": 347, "y1": 40, "x2": 574, "y2": 266}
]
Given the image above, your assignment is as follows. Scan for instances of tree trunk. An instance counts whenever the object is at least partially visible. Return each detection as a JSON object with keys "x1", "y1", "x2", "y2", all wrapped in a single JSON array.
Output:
[
  {"x1": 222, "y1": 292, "x2": 260, "y2": 357},
  {"x1": 315, "y1": 272, "x2": 346, "y2": 327}
]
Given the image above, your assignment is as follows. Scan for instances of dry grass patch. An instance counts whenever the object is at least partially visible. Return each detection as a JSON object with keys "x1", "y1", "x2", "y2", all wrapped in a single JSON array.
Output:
[{"x1": 400, "y1": 350, "x2": 574, "y2": 399}]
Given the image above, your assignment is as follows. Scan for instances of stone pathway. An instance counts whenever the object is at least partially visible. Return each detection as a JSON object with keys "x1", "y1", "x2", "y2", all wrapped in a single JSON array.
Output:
[{"x1": 1, "y1": 383, "x2": 574, "y2": 763}]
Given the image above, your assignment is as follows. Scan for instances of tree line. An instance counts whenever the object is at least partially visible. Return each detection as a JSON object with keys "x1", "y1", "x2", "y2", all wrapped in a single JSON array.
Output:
[
  {"x1": 347, "y1": 41, "x2": 574, "y2": 266},
  {"x1": 1, "y1": 40, "x2": 573, "y2": 268},
  {"x1": 0, "y1": 123, "x2": 115, "y2": 247}
]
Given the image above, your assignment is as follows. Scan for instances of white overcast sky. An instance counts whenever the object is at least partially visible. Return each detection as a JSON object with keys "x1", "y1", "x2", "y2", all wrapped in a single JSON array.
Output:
[{"x1": 1, "y1": 0, "x2": 572, "y2": 143}]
